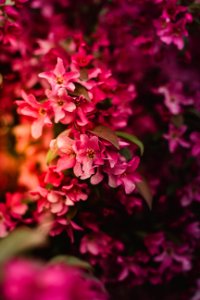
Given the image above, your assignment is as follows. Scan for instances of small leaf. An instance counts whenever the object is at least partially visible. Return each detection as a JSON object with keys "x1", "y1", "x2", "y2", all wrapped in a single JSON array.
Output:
[
  {"x1": 46, "y1": 149, "x2": 58, "y2": 165},
  {"x1": 69, "y1": 83, "x2": 90, "y2": 101},
  {"x1": 136, "y1": 178, "x2": 153, "y2": 209},
  {"x1": 89, "y1": 125, "x2": 119, "y2": 149},
  {"x1": 50, "y1": 255, "x2": 92, "y2": 271},
  {"x1": 0, "y1": 226, "x2": 49, "y2": 265},
  {"x1": 116, "y1": 131, "x2": 144, "y2": 155}
]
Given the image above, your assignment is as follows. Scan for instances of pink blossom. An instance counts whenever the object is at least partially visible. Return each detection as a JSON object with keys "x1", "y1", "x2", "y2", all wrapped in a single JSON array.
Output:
[
  {"x1": 117, "y1": 256, "x2": 146, "y2": 283},
  {"x1": 154, "y1": 244, "x2": 192, "y2": 273},
  {"x1": 190, "y1": 132, "x2": 200, "y2": 157},
  {"x1": 46, "y1": 88, "x2": 76, "y2": 124},
  {"x1": 2, "y1": 259, "x2": 108, "y2": 300},
  {"x1": 154, "y1": 2, "x2": 192, "y2": 50},
  {"x1": 180, "y1": 178, "x2": 200, "y2": 207},
  {"x1": 16, "y1": 91, "x2": 52, "y2": 139},
  {"x1": 49, "y1": 131, "x2": 76, "y2": 172},
  {"x1": 39, "y1": 57, "x2": 79, "y2": 93},
  {"x1": 6, "y1": 192, "x2": 28, "y2": 218},
  {"x1": 0, "y1": 203, "x2": 15, "y2": 238},
  {"x1": 71, "y1": 96, "x2": 95, "y2": 127},
  {"x1": 32, "y1": 187, "x2": 69, "y2": 216},
  {"x1": 44, "y1": 167, "x2": 64, "y2": 188},
  {"x1": 163, "y1": 124, "x2": 190, "y2": 153},
  {"x1": 107, "y1": 156, "x2": 141, "y2": 194},
  {"x1": 50, "y1": 218, "x2": 82, "y2": 241},
  {"x1": 62, "y1": 178, "x2": 88, "y2": 204},
  {"x1": 72, "y1": 49, "x2": 93, "y2": 68},
  {"x1": 158, "y1": 82, "x2": 193, "y2": 115},
  {"x1": 73, "y1": 134, "x2": 105, "y2": 180}
]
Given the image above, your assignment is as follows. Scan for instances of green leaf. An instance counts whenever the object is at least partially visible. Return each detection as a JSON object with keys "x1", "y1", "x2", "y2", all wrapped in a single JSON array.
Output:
[
  {"x1": 46, "y1": 148, "x2": 58, "y2": 165},
  {"x1": 0, "y1": 226, "x2": 48, "y2": 265},
  {"x1": 69, "y1": 83, "x2": 90, "y2": 101},
  {"x1": 119, "y1": 147, "x2": 132, "y2": 161},
  {"x1": 50, "y1": 255, "x2": 92, "y2": 271},
  {"x1": 89, "y1": 125, "x2": 119, "y2": 149},
  {"x1": 116, "y1": 131, "x2": 144, "y2": 155},
  {"x1": 136, "y1": 178, "x2": 153, "y2": 209}
]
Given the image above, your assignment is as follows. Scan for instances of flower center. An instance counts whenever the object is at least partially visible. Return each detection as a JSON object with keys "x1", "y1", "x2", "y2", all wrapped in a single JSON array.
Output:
[
  {"x1": 87, "y1": 148, "x2": 95, "y2": 159},
  {"x1": 57, "y1": 100, "x2": 64, "y2": 106},
  {"x1": 39, "y1": 108, "x2": 46, "y2": 116},
  {"x1": 56, "y1": 76, "x2": 64, "y2": 84}
]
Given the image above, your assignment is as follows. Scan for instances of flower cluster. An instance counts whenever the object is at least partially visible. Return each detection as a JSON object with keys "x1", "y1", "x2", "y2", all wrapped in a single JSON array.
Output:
[
  {"x1": 1, "y1": 259, "x2": 107, "y2": 300},
  {"x1": 0, "y1": 0, "x2": 200, "y2": 299}
]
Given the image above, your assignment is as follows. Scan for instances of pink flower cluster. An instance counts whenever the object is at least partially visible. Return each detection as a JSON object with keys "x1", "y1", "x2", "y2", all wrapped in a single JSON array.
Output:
[
  {"x1": 1, "y1": 259, "x2": 107, "y2": 300},
  {"x1": 0, "y1": 0, "x2": 200, "y2": 299}
]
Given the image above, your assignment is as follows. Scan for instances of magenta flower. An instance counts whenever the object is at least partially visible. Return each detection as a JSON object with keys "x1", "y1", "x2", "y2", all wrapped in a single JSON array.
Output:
[
  {"x1": 163, "y1": 124, "x2": 190, "y2": 153},
  {"x1": 72, "y1": 49, "x2": 93, "y2": 68},
  {"x1": 158, "y1": 82, "x2": 193, "y2": 115},
  {"x1": 62, "y1": 178, "x2": 88, "y2": 205},
  {"x1": 154, "y1": 244, "x2": 191, "y2": 273},
  {"x1": 44, "y1": 167, "x2": 64, "y2": 188},
  {"x1": 46, "y1": 88, "x2": 76, "y2": 124},
  {"x1": 32, "y1": 187, "x2": 69, "y2": 216},
  {"x1": 16, "y1": 91, "x2": 52, "y2": 139},
  {"x1": 180, "y1": 178, "x2": 200, "y2": 207},
  {"x1": 107, "y1": 156, "x2": 141, "y2": 194},
  {"x1": 49, "y1": 131, "x2": 76, "y2": 172},
  {"x1": 73, "y1": 134, "x2": 105, "y2": 180},
  {"x1": 154, "y1": 2, "x2": 192, "y2": 50},
  {"x1": 2, "y1": 259, "x2": 108, "y2": 300},
  {"x1": 190, "y1": 132, "x2": 200, "y2": 157},
  {"x1": 117, "y1": 256, "x2": 146, "y2": 283},
  {"x1": 39, "y1": 57, "x2": 79, "y2": 93},
  {"x1": 6, "y1": 192, "x2": 28, "y2": 218}
]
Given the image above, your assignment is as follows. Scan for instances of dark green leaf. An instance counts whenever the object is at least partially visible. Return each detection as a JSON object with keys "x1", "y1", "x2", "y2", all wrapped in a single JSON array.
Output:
[
  {"x1": 50, "y1": 255, "x2": 92, "y2": 271},
  {"x1": 116, "y1": 131, "x2": 144, "y2": 155}
]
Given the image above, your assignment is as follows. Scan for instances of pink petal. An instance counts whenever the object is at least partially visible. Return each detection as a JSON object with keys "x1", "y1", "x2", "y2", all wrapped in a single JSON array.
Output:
[{"x1": 54, "y1": 57, "x2": 65, "y2": 77}]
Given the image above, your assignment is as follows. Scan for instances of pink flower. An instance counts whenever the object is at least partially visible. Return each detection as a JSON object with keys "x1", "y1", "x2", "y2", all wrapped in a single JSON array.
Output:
[
  {"x1": 73, "y1": 134, "x2": 105, "y2": 180},
  {"x1": 80, "y1": 232, "x2": 123, "y2": 257},
  {"x1": 62, "y1": 178, "x2": 88, "y2": 204},
  {"x1": 46, "y1": 88, "x2": 76, "y2": 124},
  {"x1": 154, "y1": 2, "x2": 192, "y2": 50},
  {"x1": 72, "y1": 49, "x2": 93, "y2": 68},
  {"x1": 163, "y1": 124, "x2": 190, "y2": 153},
  {"x1": 154, "y1": 244, "x2": 191, "y2": 273},
  {"x1": 0, "y1": 203, "x2": 15, "y2": 238},
  {"x1": 180, "y1": 178, "x2": 200, "y2": 207},
  {"x1": 16, "y1": 91, "x2": 52, "y2": 139},
  {"x1": 72, "y1": 96, "x2": 95, "y2": 127},
  {"x1": 117, "y1": 256, "x2": 146, "y2": 283},
  {"x1": 158, "y1": 82, "x2": 193, "y2": 115},
  {"x1": 107, "y1": 156, "x2": 141, "y2": 194},
  {"x1": 190, "y1": 132, "x2": 200, "y2": 157},
  {"x1": 144, "y1": 232, "x2": 165, "y2": 255},
  {"x1": 39, "y1": 57, "x2": 79, "y2": 93},
  {"x1": 49, "y1": 131, "x2": 76, "y2": 172},
  {"x1": 44, "y1": 167, "x2": 64, "y2": 188},
  {"x1": 2, "y1": 259, "x2": 108, "y2": 300},
  {"x1": 6, "y1": 192, "x2": 28, "y2": 218},
  {"x1": 50, "y1": 217, "x2": 82, "y2": 241},
  {"x1": 32, "y1": 187, "x2": 69, "y2": 216}
]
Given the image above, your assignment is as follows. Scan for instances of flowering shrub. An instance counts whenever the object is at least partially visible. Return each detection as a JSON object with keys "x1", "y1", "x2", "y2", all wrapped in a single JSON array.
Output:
[{"x1": 0, "y1": 0, "x2": 200, "y2": 299}]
